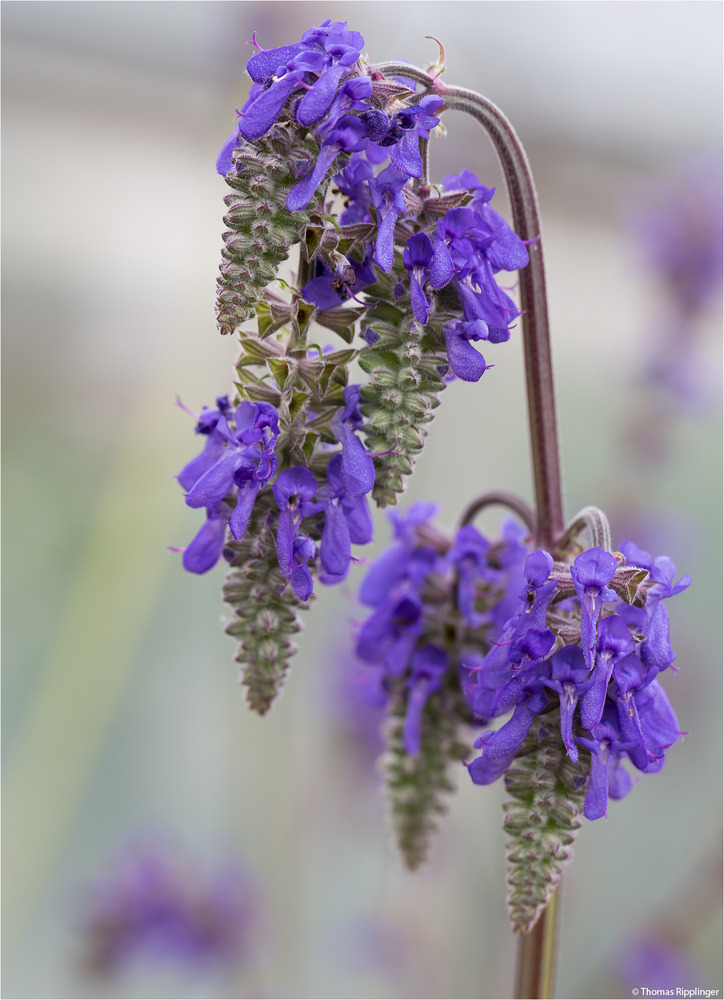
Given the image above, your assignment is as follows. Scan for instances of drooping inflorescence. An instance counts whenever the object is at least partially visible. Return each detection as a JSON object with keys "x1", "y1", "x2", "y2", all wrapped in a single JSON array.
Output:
[
  {"x1": 353, "y1": 503, "x2": 688, "y2": 926},
  {"x1": 174, "y1": 19, "x2": 690, "y2": 948},
  {"x1": 174, "y1": 20, "x2": 530, "y2": 712}
]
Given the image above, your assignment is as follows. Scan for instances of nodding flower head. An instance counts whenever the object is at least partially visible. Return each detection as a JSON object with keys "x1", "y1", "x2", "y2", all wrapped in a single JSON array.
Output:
[{"x1": 464, "y1": 534, "x2": 688, "y2": 820}]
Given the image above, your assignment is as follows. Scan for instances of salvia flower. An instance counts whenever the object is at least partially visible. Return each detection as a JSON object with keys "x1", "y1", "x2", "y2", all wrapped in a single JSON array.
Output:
[
  {"x1": 80, "y1": 844, "x2": 257, "y2": 979},
  {"x1": 177, "y1": 400, "x2": 280, "y2": 573},
  {"x1": 465, "y1": 538, "x2": 689, "y2": 820},
  {"x1": 272, "y1": 466, "x2": 325, "y2": 599}
]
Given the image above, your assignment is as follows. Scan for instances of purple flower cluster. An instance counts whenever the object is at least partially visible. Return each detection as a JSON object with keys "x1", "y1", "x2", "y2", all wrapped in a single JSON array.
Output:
[
  {"x1": 81, "y1": 845, "x2": 257, "y2": 978},
  {"x1": 465, "y1": 541, "x2": 689, "y2": 819},
  {"x1": 217, "y1": 21, "x2": 441, "y2": 211},
  {"x1": 355, "y1": 505, "x2": 529, "y2": 756},
  {"x1": 175, "y1": 386, "x2": 374, "y2": 599},
  {"x1": 355, "y1": 502, "x2": 688, "y2": 820},
  {"x1": 325, "y1": 163, "x2": 530, "y2": 381},
  {"x1": 217, "y1": 23, "x2": 529, "y2": 383},
  {"x1": 177, "y1": 396, "x2": 279, "y2": 573}
]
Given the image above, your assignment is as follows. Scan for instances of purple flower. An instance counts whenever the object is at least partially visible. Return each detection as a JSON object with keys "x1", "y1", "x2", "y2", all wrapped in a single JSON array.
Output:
[
  {"x1": 176, "y1": 399, "x2": 280, "y2": 572},
  {"x1": 183, "y1": 401, "x2": 280, "y2": 541},
  {"x1": 577, "y1": 708, "x2": 634, "y2": 819},
  {"x1": 295, "y1": 25, "x2": 364, "y2": 127},
  {"x1": 81, "y1": 844, "x2": 257, "y2": 978},
  {"x1": 380, "y1": 95, "x2": 443, "y2": 178},
  {"x1": 570, "y1": 547, "x2": 618, "y2": 673},
  {"x1": 463, "y1": 529, "x2": 687, "y2": 821},
  {"x1": 443, "y1": 319, "x2": 493, "y2": 382},
  {"x1": 287, "y1": 114, "x2": 369, "y2": 212},
  {"x1": 620, "y1": 936, "x2": 706, "y2": 992},
  {"x1": 403, "y1": 644, "x2": 448, "y2": 755},
  {"x1": 334, "y1": 156, "x2": 374, "y2": 225},
  {"x1": 447, "y1": 523, "x2": 490, "y2": 626},
  {"x1": 318, "y1": 454, "x2": 374, "y2": 583},
  {"x1": 631, "y1": 159, "x2": 723, "y2": 314},
  {"x1": 272, "y1": 466, "x2": 325, "y2": 599},
  {"x1": 356, "y1": 503, "x2": 442, "y2": 675},
  {"x1": 356, "y1": 589, "x2": 424, "y2": 676},
  {"x1": 467, "y1": 688, "x2": 548, "y2": 785},
  {"x1": 368, "y1": 164, "x2": 409, "y2": 271},
  {"x1": 176, "y1": 397, "x2": 233, "y2": 492},
  {"x1": 402, "y1": 232, "x2": 454, "y2": 325},
  {"x1": 330, "y1": 384, "x2": 375, "y2": 496},
  {"x1": 231, "y1": 21, "x2": 365, "y2": 147},
  {"x1": 543, "y1": 645, "x2": 592, "y2": 761},
  {"x1": 181, "y1": 501, "x2": 231, "y2": 575},
  {"x1": 579, "y1": 613, "x2": 636, "y2": 730}
]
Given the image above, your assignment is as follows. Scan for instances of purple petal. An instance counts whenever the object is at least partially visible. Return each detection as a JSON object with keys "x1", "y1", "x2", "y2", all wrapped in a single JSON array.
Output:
[
  {"x1": 229, "y1": 480, "x2": 261, "y2": 541},
  {"x1": 340, "y1": 429, "x2": 375, "y2": 496},
  {"x1": 321, "y1": 504, "x2": 352, "y2": 577},
  {"x1": 216, "y1": 125, "x2": 239, "y2": 176},
  {"x1": 182, "y1": 514, "x2": 227, "y2": 574},
  {"x1": 302, "y1": 274, "x2": 344, "y2": 310},
  {"x1": 286, "y1": 147, "x2": 339, "y2": 212},
  {"x1": 444, "y1": 328, "x2": 490, "y2": 382},
  {"x1": 374, "y1": 206, "x2": 400, "y2": 272},
  {"x1": 429, "y1": 237, "x2": 454, "y2": 288},
  {"x1": 582, "y1": 746, "x2": 609, "y2": 820},
  {"x1": 296, "y1": 63, "x2": 347, "y2": 126},
  {"x1": 390, "y1": 130, "x2": 422, "y2": 177},
  {"x1": 342, "y1": 495, "x2": 374, "y2": 545},
  {"x1": 409, "y1": 274, "x2": 430, "y2": 324},
  {"x1": 178, "y1": 439, "x2": 225, "y2": 492},
  {"x1": 573, "y1": 547, "x2": 618, "y2": 588},
  {"x1": 184, "y1": 452, "x2": 236, "y2": 508},
  {"x1": 246, "y1": 42, "x2": 305, "y2": 83},
  {"x1": 238, "y1": 75, "x2": 300, "y2": 142}
]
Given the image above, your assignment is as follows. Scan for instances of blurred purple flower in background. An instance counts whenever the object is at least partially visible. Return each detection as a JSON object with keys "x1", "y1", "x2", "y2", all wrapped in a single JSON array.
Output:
[
  {"x1": 628, "y1": 158, "x2": 723, "y2": 412},
  {"x1": 619, "y1": 935, "x2": 706, "y2": 992},
  {"x1": 79, "y1": 843, "x2": 257, "y2": 981}
]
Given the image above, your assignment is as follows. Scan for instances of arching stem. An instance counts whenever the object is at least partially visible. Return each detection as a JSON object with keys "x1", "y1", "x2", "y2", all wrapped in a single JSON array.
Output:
[
  {"x1": 373, "y1": 62, "x2": 566, "y2": 550},
  {"x1": 459, "y1": 490, "x2": 537, "y2": 536},
  {"x1": 373, "y1": 61, "x2": 567, "y2": 998}
]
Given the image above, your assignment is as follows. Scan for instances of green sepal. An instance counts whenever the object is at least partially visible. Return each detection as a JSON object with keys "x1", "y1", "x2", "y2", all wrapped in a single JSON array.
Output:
[
  {"x1": 234, "y1": 377, "x2": 282, "y2": 407},
  {"x1": 314, "y1": 305, "x2": 365, "y2": 342},
  {"x1": 321, "y1": 347, "x2": 358, "y2": 367},
  {"x1": 288, "y1": 388, "x2": 310, "y2": 421},
  {"x1": 293, "y1": 300, "x2": 316, "y2": 339},
  {"x1": 256, "y1": 299, "x2": 292, "y2": 339},
  {"x1": 336, "y1": 222, "x2": 376, "y2": 259},
  {"x1": 236, "y1": 335, "x2": 282, "y2": 368},
  {"x1": 304, "y1": 224, "x2": 326, "y2": 261},
  {"x1": 265, "y1": 356, "x2": 290, "y2": 391},
  {"x1": 301, "y1": 431, "x2": 319, "y2": 465}
]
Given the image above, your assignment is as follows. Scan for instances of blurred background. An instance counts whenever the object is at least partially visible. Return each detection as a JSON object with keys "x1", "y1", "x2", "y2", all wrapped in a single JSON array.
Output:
[{"x1": 2, "y1": 2, "x2": 722, "y2": 998}]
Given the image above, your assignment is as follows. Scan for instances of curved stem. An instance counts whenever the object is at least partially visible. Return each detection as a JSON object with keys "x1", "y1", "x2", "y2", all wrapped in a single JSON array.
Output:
[
  {"x1": 372, "y1": 62, "x2": 565, "y2": 550},
  {"x1": 556, "y1": 505, "x2": 612, "y2": 555},
  {"x1": 458, "y1": 490, "x2": 537, "y2": 536},
  {"x1": 374, "y1": 61, "x2": 567, "y2": 998}
]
